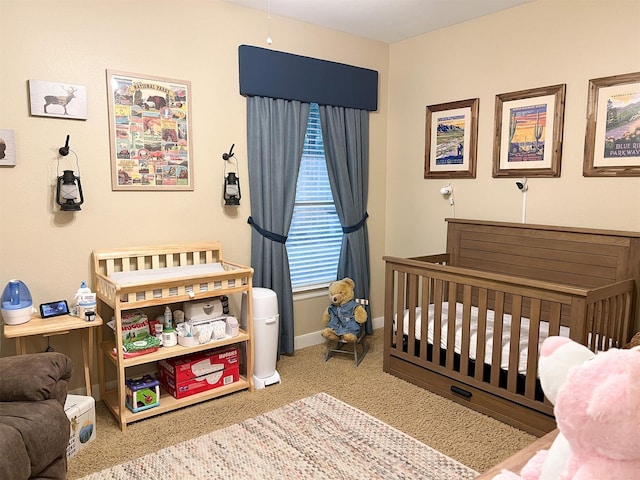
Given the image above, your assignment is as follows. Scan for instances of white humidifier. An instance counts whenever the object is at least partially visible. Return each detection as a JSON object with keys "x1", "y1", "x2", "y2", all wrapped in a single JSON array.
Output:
[{"x1": 1, "y1": 279, "x2": 33, "y2": 325}]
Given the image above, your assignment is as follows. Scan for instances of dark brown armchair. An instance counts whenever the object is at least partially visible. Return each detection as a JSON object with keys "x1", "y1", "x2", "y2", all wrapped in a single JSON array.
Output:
[{"x1": 0, "y1": 352, "x2": 73, "y2": 480}]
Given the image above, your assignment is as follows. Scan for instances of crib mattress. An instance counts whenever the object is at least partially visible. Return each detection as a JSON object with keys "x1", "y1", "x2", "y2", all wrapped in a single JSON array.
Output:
[{"x1": 395, "y1": 302, "x2": 570, "y2": 374}]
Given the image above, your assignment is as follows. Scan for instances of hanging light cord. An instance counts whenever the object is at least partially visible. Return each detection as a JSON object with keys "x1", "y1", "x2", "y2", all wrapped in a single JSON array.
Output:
[{"x1": 266, "y1": 0, "x2": 273, "y2": 44}]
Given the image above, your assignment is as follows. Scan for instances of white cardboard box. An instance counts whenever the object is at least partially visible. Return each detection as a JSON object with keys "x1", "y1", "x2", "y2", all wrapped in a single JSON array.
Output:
[{"x1": 64, "y1": 394, "x2": 96, "y2": 458}]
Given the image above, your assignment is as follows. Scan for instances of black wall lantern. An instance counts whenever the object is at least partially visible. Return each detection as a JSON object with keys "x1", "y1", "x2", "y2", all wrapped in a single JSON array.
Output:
[
  {"x1": 56, "y1": 135, "x2": 84, "y2": 211},
  {"x1": 222, "y1": 144, "x2": 241, "y2": 206},
  {"x1": 56, "y1": 170, "x2": 84, "y2": 211}
]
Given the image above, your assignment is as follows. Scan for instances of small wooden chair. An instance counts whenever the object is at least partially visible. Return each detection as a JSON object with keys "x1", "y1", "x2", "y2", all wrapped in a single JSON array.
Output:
[{"x1": 323, "y1": 299, "x2": 369, "y2": 367}]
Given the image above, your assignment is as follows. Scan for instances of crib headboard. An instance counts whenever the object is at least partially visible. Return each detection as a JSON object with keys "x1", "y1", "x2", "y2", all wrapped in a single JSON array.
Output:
[
  {"x1": 445, "y1": 218, "x2": 640, "y2": 329},
  {"x1": 445, "y1": 219, "x2": 640, "y2": 288}
]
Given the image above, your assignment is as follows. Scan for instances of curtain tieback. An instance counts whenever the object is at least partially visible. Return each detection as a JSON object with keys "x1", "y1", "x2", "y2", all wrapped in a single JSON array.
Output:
[
  {"x1": 342, "y1": 212, "x2": 369, "y2": 234},
  {"x1": 247, "y1": 217, "x2": 288, "y2": 244}
]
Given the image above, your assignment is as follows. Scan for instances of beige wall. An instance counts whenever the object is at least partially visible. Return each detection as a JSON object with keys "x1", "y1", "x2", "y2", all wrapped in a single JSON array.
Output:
[
  {"x1": 0, "y1": 0, "x2": 389, "y2": 390},
  {"x1": 386, "y1": 0, "x2": 640, "y2": 258},
  {"x1": 2, "y1": 0, "x2": 640, "y2": 392}
]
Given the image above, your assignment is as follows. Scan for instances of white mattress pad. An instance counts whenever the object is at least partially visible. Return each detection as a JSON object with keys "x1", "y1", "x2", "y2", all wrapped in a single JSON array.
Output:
[{"x1": 394, "y1": 302, "x2": 570, "y2": 374}]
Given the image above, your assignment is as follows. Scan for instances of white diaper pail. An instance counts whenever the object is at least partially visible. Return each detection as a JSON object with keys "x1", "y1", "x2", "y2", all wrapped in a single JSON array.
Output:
[{"x1": 242, "y1": 287, "x2": 281, "y2": 389}]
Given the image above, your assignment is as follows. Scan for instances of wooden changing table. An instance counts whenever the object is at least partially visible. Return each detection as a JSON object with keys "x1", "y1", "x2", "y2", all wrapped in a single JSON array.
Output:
[{"x1": 93, "y1": 242, "x2": 254, "y2": 430}]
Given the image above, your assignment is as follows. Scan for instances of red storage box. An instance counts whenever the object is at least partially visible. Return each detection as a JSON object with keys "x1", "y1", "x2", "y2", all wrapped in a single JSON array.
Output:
[{"x1": 158, "y1": 347, "x2": 240, "y2": 399}]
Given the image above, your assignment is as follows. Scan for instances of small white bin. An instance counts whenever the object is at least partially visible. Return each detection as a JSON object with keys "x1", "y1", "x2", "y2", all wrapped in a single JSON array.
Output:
[{"x1": 64, "y1": 394, "x2": 96, "y2": 458}]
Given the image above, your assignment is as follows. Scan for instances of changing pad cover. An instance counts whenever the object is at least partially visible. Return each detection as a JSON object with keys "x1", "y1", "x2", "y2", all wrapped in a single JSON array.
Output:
[{"x1": 109, "y1": 263, "x2": 226, "y2": 285}]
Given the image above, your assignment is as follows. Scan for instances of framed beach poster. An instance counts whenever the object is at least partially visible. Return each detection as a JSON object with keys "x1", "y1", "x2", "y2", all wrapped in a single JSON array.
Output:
[
  {"x1": 583, "y1": 72, "x2": 640, "y2": 177},
  {"x1": 493, "y1": 84, "x2": 566, "y2": 178},
  {"x1": 424, "y1": 98, "x2": 478, "y2": 179},
  {"x1": 106, "y1": 70, "x2": 193, "y2": 190}
]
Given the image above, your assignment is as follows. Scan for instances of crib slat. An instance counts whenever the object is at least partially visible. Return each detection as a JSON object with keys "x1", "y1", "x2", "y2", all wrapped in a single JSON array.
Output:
[
  {"x1": 459, "y1": 285, "x2": 472, "y2": 376},
  {"x1": 507, "y1": 295, "x2": 523, "y2": 394},
  {"x1": 445, "y1": 282, "x2": 458, "y2": 370},
  {"x1": 474, "y1": 289, "x2": 489, "y2": 381},
  {"x1": 407, "y1": 274, "x2": 418, "y2": 357},
  {"x1": 394, "y1": 272, "x2": 406, "y2": 351},
  {"x1": 548, "y1": 303, "x2": 561, "y2": 336},
  {"x1": 420, "y1": 275, "x2": 430, "y2": 360},
  {"x1": 433, "y1": 280, "x2": 443, "y2": 363},
  {"x1": 525, "y1": 299, "x2": 542, "y2": 399},
  {"x1": 490, "y1": 292, "x2": 505, "y2": 387}
]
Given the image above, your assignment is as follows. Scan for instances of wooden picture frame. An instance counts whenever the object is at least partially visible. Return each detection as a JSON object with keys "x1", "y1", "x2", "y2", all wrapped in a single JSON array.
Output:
[
  {"x1": 492, "y1": 84, "x2": 565, "y2": 178},
  {"x1": 106, "y1": 70, "x2": 193, "y2": 191},
  {"x1": 0, "y1": 129, "x2": 17, "y2": 166},
  {"x1": 28, "y1": 80, "x2": 88, "y2": 120},
  {"x1": 583, "y1": 72, "x2": 640, "y2": 177},
  {"x1": 424, "y1": 98, "x2": 478, "y2": 179}
]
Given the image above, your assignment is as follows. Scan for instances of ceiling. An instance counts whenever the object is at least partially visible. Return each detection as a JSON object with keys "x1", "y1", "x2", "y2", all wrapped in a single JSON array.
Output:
[{"x1": 223, "y1": 0, "x2": 534, "y2": 44}]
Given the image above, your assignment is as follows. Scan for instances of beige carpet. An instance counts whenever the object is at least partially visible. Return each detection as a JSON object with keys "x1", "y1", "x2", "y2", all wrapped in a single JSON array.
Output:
[
  {"x1": 67, "y1": 329, "x2": 535, "y2": 479},
  {"x1": 77, "y1": 392, "x2": 478, "y2": 479}
]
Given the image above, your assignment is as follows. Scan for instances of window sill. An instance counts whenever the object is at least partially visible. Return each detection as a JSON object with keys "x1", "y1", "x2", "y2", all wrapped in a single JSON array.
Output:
[{"x1": 293, "y1": 285, "x2": 329, "y2": 301}]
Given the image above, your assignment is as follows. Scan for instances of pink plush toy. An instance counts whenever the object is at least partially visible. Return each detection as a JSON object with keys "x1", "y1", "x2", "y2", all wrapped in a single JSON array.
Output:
[{"x1": 493, "y1": 337, "x2": 640, "y2": 480}]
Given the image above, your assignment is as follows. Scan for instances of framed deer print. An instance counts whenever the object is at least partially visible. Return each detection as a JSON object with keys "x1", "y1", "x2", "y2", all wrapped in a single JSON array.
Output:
[
  {"x1": 28, "y1": 80, "x2": 88, "y2": 120},
  {"x1": 106, "y1": 70, "x2": 193, "y2": 191},
  {"x1": 0, "y1": 129, "x2": 17, "y2": 166},
  {"x1": 492, "y1": 84, "x2": 566, "y2": 178}
]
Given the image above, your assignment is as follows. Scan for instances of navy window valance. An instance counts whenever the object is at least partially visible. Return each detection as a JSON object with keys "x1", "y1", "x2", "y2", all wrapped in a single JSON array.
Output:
[{"x1": 238, "y1": 45, "x2": 378, "y2": 111}]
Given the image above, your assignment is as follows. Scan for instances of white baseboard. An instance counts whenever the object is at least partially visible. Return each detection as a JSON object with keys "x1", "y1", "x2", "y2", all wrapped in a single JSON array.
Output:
[{"x1": 294, "y1": 315, "x2": 383, "y2": 350}]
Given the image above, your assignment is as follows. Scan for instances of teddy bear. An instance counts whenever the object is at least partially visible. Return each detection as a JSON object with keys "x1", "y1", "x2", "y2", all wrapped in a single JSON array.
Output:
[
  {"x1": 623, "y1": 331, "x2": 640, "y2": 349},
  {"x1": 493, "y1": 337, "x2": 640, "y2": 480},
  {"x1": 321, "y1": 277, "x2": 367, "y2": 343}
]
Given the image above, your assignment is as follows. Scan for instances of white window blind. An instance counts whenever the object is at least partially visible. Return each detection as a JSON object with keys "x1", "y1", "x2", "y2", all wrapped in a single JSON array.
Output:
[{"x1": 287, "y1": 104, "x2": 342, "y2": 290}]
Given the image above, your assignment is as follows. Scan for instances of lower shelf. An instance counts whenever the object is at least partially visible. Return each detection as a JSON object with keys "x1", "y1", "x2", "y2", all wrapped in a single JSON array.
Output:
[{"x1": 102, "y1": 376, "x2": 250, "y2": 428}]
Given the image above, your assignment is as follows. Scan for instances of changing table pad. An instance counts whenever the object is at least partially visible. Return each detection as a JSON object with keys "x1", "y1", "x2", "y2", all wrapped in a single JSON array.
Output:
[{"x1": 108, "y1": 263, "x2": 226, "y2": 285}]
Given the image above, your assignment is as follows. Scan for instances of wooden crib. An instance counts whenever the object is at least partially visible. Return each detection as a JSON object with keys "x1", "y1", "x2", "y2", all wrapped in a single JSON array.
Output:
[{"x1": 383, "y1": 219, "x2": 640, "y2": 436}]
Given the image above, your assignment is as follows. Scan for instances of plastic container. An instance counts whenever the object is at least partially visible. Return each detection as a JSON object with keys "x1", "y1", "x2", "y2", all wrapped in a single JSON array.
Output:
[
  {"x1": 1, "y1": 279, "x2": 33, "y2": 325},
  {"x1": 64, "y1": 394, "x2": 96, "y2": 458},
  {"x1": 163, "y1": 306, "x2": 173, "y2": 330},
  {"x1": 162, "y1": 328, "x2": 177, "y2": 347},
  {"x1": 75, "y1": 281, "x2": 96, "y2": 321}
]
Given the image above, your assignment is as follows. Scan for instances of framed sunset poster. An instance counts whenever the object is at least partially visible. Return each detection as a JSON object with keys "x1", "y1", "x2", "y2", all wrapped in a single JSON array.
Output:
[
  {"x1": 424, "y1": 98, "x2": 478, "y2": 179},
  {"x1": 493, "y1": 84, "x2": 566, "y2": 178},
  {"x1": 583, "y1": 72, "x2": 640, "y2": 177}
]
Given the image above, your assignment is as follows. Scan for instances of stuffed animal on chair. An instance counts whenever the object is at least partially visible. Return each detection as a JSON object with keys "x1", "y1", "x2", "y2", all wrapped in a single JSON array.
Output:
[
  {"x1": 321, "y1": 277, "x2": 367, "y2": 343},
  {"x1": 493, "y1": 337, "x2": 640, "y2": 480}
]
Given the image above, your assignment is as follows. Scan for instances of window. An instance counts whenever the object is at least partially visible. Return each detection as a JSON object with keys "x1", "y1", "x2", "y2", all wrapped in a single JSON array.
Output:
[{"x1": 286, "y1": 103, "x2": 342, "y2": 291}]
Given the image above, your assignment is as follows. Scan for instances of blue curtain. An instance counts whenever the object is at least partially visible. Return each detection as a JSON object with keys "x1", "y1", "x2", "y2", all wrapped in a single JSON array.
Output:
[
  {"x1": 246, "y1": 96, "x2": 311, "y2": 355},
  {"x1": 319, "y1": 105, "x2": 372, "y2": 334}
]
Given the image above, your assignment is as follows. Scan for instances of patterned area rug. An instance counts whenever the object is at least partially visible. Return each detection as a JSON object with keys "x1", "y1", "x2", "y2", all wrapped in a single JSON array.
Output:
[{"x1": 79, "y1": 392, "x2": 478, "y2": 479}]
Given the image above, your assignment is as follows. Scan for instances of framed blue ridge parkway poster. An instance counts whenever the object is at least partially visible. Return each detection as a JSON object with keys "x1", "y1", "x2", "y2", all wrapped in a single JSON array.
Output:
[
  {"x1": 583, "y1": 71, "x2": 640, "y2": 177},
  {"x1": 106, "y1": 70, "x2": 193, "y2": 190},
  {"x1": 424, "y1": 98, "x2": 478, "y2": 179}
]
